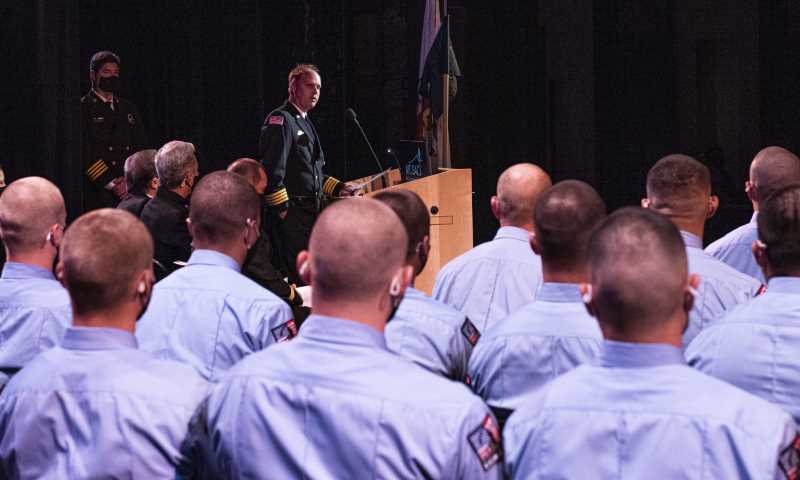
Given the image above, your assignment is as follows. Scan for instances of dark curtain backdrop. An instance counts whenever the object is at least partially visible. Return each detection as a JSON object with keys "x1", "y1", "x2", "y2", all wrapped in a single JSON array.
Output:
[{"x1": 4, "y1": 1, "x2": 800, "y2": 243}]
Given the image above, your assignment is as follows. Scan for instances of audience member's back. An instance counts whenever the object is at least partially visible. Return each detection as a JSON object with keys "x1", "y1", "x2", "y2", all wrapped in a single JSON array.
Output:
[
  {"x1": 117, "y1": 149, "x2": 158, "y2": 217},
  {"x1": 136, "y1": 171, "x2": 294, "y2": 381},
  {"x1": 504, "y1": 208, "x2": 798, "y2": 479},
  {"x1": 434, "y1": 163, "x2": 551, "y2": 332},
  {"x1": 0, "y1": 177, "x2": 71, "y2": 374},
  {"x1": 688, "y1": 184, "x2": 800, "y2": 423}
]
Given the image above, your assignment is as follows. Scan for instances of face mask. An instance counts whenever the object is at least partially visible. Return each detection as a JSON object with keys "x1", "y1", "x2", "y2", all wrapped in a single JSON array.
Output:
[{"x1": 97, "y1": 75, "x2": 119, "y2": 93}]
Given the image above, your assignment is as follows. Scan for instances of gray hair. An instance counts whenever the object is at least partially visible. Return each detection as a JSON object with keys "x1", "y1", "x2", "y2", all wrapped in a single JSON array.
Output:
[{"x1": 155, "y1": 141, "x2": 197, "y2": 189}]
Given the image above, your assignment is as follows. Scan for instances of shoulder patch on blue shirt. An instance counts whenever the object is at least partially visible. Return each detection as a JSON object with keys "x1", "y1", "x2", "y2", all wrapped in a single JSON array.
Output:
[
  {"x1": 757, "y1": 284, "x2": 767, "y2": 296},
  {"x1": 461, "y1": 318, "x2": 481, "y2": 346},
  {"x1": 271, "y1": 319, "x2": 298, "y2": 343},
  {"x1": 468, "y1": 414, "x2": 501, "y2": 471},
  {"x1": 780, "y1": 434, "x2": 800, "y2": 480}
]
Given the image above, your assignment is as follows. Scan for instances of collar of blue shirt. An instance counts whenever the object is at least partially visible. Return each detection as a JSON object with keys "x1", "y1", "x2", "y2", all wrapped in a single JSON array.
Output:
[
  {"x1": 680, "y1": 230, "x2": 703, "y2": 249},
  {"x1": 537, "y1": 282, "x2": 583, "y2": 303},
  {"x1": 766, "y1": 276, "x2": 800, "y2": 295},
  {"x1": 61, "y1": 327, "x2": 137, "y2": 351},
  {"x1": 0, "y1": 261, "x2": 56, "y2": 281},
  {"x1": 300, "y1": 314, "x2": 387, "y2": 350},
  {"x1": 187, "y1": 249, "x2": 241, "y2": 272},
  {"x1": 600, "y1": 340, "x2": 685, "y2": 368},
  {"x1": 750, "y1": 212, "x2": 758, "y2": 224},
  {"x1": 494, "y1": 226, "x2": 532, "y2": 243}
]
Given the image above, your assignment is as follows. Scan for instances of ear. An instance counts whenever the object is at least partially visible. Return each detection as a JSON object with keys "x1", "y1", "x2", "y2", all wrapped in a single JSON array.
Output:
[
  {"x1": 185, "y1": 217, "x2": 194, "y2": 239},
  {"x1": 745, "y1": 180, "x2": 756, "y2": 203},
  {"x1": 391, "y1": 265, "x2": 415, "y2": 298},
  {"x1": 530, "y1": 231, "x2": 541, "y2": 255},
  {"x1": 296, "y1": 250, "x2": 311, "y2": 285},
  {"x1": 579, "y1": 283, "x2": 597, "y2": 317},
  {"x1": 706, "y1": 195, "x2": 720, "y2": 219},
  {"x1": 49, "y1": 224, "x2": 64, "y2": 249},
  {"x1": 752, "y1": 239, "x2": 769, "y2": 277},
  {"x1": 244, "y1": 217, "x2": 259, "y2": 249},
  {"x1": 55, "y1": 260, "x2": 66, "y2": 288},
  {"x1": 640, "y1": 198, "x2": 651, "y2": 209},
  {"x1": 150, "y1": 177, "x2": 160, "y2": 190},
  {"x1": 490, "y1": 196, "x2": 501, "y2": 220}
]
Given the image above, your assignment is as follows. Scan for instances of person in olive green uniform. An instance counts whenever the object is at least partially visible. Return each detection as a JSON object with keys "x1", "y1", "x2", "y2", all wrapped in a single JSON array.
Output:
[
  {"x1": 259, "y1": 64, "x2": 358, "y2": 285},
  {"x1": 81, "y1": 51, "x2": 148, "y2": 212}
]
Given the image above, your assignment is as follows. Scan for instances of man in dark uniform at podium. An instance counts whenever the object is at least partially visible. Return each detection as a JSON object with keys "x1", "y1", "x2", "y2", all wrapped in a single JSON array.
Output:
[
  {"x1": 259, "y1": 64, "x2": 358, "y2": 284},
  {"x1": 81, "y1": 51, "x2": 148, "y2": 212}
]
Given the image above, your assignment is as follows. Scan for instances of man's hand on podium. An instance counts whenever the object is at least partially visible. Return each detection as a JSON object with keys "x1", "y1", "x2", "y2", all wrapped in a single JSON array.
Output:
[{"x1": 339, "y1": 182, "x2": 363, "y2": 197}]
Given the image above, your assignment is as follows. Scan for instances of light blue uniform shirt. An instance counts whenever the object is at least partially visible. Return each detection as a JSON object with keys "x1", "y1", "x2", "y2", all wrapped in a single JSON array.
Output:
[
  {"x1": 706, "y1": 212, "x2": 764, "y2": 283},
  {"x1": 433, "y1": 226, "x2": 543, "y2": 332},
  {"x1": 504, "y1": 341, "x2": 798, "y2": 479},
  {"x1": 468, "y1": 283, "x2": 602, "y2": 413},
  {"x1": 206, "y1": 314, "x2": 503, "y2": 479},
  {"x1": 687, "y1": 277, "x2": 800, "y2": 423},
  {"x1": 681, "y1": 231, "x2": 762, "y2": 345},
  {"x1": 136, "y1": 249, "x2": 294, "y2": 382},
  {"x1": 0, "y1": 262, "x2": 71, "y2": 369},
  {"x1": 0, "y1": 327, "x2": 209, "y2": 479},
  {"x1": 386, "y1": 287, "x2": 477, "y2": 381}
]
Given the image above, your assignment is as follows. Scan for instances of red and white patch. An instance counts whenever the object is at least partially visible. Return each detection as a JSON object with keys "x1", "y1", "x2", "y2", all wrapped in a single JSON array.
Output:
[
  {"x1": 461, "y1": 318, "x2": 481, "y2": 346},
  {"x1": 468, "y1": 414, "x2": 501, "y2": 471},
  {"x1": 780, "y1": 434, "x2": 800, "y2": 479},
  {"x1": 268, "y1": 115, "x2": 284, "y2": 126},
  {"x1": 270, "y1": 319, "x2": 298, "y2": 343},
  {"x1": 757, "y1": 284, "x2": 768, "y2": 296}
]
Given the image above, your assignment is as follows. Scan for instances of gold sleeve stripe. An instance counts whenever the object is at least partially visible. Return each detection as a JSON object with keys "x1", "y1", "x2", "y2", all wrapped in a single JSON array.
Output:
[
  {"x1": 266, "y1": 188, "x2": 289, "y2": 206},
  {"x1": 323, "y1": 177, "x2": 340, "y2": 196},
  {"x1": 86, "y1": 160, "x2": 107, "y2": 177},
  {"x1": 87, "y1": 164, "x2": 109, "y2": 181},
  {"x1": 288, "y1": 284, "x2": 296, "y2": 302}
]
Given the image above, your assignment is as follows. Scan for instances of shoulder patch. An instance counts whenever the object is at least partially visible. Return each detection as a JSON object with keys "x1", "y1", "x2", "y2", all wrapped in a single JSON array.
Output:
[
  {"x1": 781, "y1": 434, "x2": 800, "y2": 479},
  {"x1": 268, "y1": 115, "x2": 284, "y2": 126},
  {"x1": 461, "y1": 318, "x2": 481, "y2": 346},
  {"x1": 271, "y1": 319, "x2": 298, "y2": 343},
  {"x1": 468, "y1": 414, "x2": 501, "y2": 471},
  {"x1": 757, "y1": 284, "x2": 767, "y2": 296}
]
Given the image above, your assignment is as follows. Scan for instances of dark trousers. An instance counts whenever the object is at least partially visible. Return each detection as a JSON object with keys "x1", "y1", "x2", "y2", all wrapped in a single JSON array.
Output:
[{"x1": 270, "y1": 198, "x2": 318, "y2": 286}]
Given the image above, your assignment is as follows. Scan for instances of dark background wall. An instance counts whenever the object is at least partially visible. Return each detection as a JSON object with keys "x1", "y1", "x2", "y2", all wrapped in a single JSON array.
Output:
[{"x1": 2, "y1": 1, "x2": 800, "y2": 244}]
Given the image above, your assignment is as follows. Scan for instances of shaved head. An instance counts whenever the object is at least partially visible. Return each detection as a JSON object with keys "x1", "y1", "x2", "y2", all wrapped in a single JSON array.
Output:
[
  {"x1": 189, "y1": 171, "x2": 260, "y2": 245},
  {"x1": 589, "y1": 207, "x2": 688, "y2": 336},
  {"x1": 227, "y1": 158, "x2": 266, "y2": 193},
  {"x1": 0, "y1": 177, "x2": 66, "y2": 254},
  {"x1": 310, "y1": 198, "x2": 408, "y2": 302},
  {"x1": 758, "y1": 185, "x2": 800, "y2": 276},
  {"x1": 495, "y1": 163, "x2": 552, "y2": 226},
  {"x1": 534, "y1": 180, "x2": 606, "y2": 269},
  {"x1": 646, "y1": 154, "x2": 711, "y2": 218},
  {"x1": 373, "y1": 189, "x2": 430, "y2": 263},
  {"x1": 124, "y1": 149, "x2": 157, "y2": 194},
  {"x1": 60, "y1": 209, "x2": 153, "y2": 315},
  {"x1": 750, "y1": 146, "x2": 800, "y2": 203}
]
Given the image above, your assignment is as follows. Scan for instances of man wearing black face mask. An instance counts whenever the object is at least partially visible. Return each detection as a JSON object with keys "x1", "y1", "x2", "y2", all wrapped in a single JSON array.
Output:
[{"x1": 81, "y1": 51, "x2": 148, "y2": 212}]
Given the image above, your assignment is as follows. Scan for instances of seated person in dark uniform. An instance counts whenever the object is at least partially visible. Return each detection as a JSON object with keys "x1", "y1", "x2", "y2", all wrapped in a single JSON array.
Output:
[
  {"x1": 117, "y1": 149, "x2": 158, "y2": 217},
  {"x1": 227, "y1": 158, "x2": 310, "y2": 323},
  {"x1": 140, "y1": 141, "x2": 198, "y2": 281},
  {"x1": 81, "y1": 51, "x2": 148, "y2": 211}
]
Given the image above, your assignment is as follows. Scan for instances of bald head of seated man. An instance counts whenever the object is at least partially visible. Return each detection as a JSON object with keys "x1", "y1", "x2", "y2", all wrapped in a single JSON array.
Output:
[
  {"x1": 468, "y1": 181, "x2": 606, "y2": 423},
  {"x1": 377, "y1": 189, "x2": 478, "y2": 382},
  {"x1": 204, "y1": 197, "x2": 503, "y2": 478},
  {"x1": 707, "y1": 146, "x2": 800, "y2": 282},
  {"x1": 434, "y1": 163, "x2": 552, "y2": 332},
  {"x1": 504, "y1": 207, "x2": 800, "y2": 479},
  {"x1": 0, "y1": 177, "x2": 71, "y2": 372},
  {"x1": 0, "y1": 209, "x2": 208, "y2": 478},
  {"x1": 136, "y1": 171, "x2": 293, "y2": 382},
  {"x1": 117, "y1": 149, "x2": 158, "y2": 217},
  {"x1": 643, "y1": 154, "x2": 761, "y2": 345}
]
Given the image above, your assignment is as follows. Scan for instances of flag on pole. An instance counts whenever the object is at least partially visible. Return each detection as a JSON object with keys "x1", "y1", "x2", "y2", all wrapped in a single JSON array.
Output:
[{"x1": 418, "y1": 9, "x2": 461, "y2": 169}]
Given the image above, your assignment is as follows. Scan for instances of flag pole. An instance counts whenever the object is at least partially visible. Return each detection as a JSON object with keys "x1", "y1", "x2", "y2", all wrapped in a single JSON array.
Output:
[{"x1": 440, "y1": 1, "x2": 451, "y2": 168}]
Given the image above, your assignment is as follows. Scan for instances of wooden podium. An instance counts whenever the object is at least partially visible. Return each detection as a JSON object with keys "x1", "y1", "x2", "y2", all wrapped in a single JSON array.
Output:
[{"x1": 349, "y1": 168, "x2": 474, "y2": 294}]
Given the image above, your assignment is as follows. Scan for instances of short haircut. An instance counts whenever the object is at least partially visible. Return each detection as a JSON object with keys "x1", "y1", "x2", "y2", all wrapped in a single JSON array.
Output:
[
  {"x1": 60, "y1": 209, "x2": 153, "y2": 315},
  {"x1": 189, "y1": 171, "x2": 260, "y2": 245},
  {"x1": 288, "y1": 63, "x2": 320, "y2": 88},
  {"x1": 645, "y1": 154, "x2": 711, "y2": 214},
  {"x1": 373, "y1": 189, "x2": 430, "y2": 261},
  {"x1": 534, "y1": 180, "x2": 606, "y2": 268},
  {"x1": 750, "y1": 147, "x2": 800, "y2": 202},
  {"x1": 89, "y1": 51, "x2": 120, "y2": 72},
  {"x1": 227, "y1": 158, "x2": 265, "y2": 190},
  {"x1": 589, "y1": 207, "x2": 687, "y2": 333},
  {"x1": 310, "y1": 198, "x2": 408, "y2": 302},
  {"x1": 0, "y1": 177, "x2": 66, "y2": 254},
  {"x1": 124, "y1": 149, "x2": 157, "y2": 194},
  {"x1": 496, "y1": 163, "x2": 552, "y2": 226},
  {"x1": 758, "y1": 184, "x2": 800, "y2": 275},
  {"x1": 155, "y1": 141, "x2": 197, "y2": 189}
]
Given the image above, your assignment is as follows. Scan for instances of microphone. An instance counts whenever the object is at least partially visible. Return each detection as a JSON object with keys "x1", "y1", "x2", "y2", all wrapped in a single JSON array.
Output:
[
  {"x1": 346, "y1": 108, "x2": 386, "y2": 175},
  {"x1": 386, "y1": 147, "x2": 402, "y2": 172}
]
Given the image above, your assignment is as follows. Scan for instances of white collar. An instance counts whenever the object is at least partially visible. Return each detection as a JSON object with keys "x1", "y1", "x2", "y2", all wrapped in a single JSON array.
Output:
[{"x1": 289, "y1": 101, "x2": 307, "y2": 118}]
